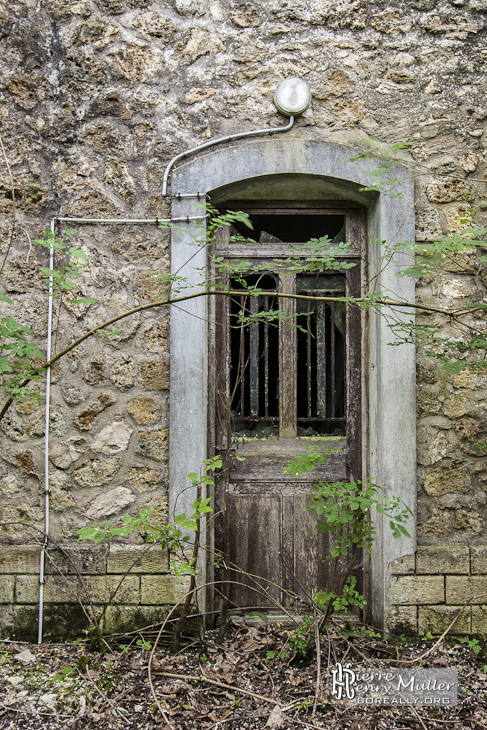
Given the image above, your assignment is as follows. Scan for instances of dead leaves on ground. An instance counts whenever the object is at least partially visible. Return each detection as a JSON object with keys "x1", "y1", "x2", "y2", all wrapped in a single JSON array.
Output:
[{"x1": 0, "y1": 621, "x2": 486, "y2": 729}]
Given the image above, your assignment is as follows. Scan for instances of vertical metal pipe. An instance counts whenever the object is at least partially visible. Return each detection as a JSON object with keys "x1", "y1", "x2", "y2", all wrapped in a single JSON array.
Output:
[
  {"x1": 264, "y1": 297, "x2": 269, "y2": 418},
  {"x1": 38, "y1": 220, "x2": 54, "y2": 644},
  {"x1": 249, "y1": 296, "x2": 259, "y2": 417},
  {"x1": 330, "y1": 302, "x2": 336, "y2": 419},
  {"x1": 316, "y1": 303, "x2": 326, "y2": 418}
]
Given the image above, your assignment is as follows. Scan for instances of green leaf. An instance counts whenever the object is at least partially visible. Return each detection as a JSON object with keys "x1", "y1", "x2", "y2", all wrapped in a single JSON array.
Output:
[
  {"x1": 181, "y1": 520, "x2": 198, "y2": 530},
  {"x1": 70, "y1": 297, "x2": 96, "y2": 305},
  {"x1": 442, "y1": 360, "x2": 467, "y2": 374}
]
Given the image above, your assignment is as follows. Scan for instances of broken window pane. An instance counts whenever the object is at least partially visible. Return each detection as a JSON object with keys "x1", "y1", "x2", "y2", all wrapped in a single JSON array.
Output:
[
  {"x1": 296, "y1": 274, "x2": 346, "y2": 436},
  {"x1": 230, "y1": 274, "x2": 279, "y2": 438}
]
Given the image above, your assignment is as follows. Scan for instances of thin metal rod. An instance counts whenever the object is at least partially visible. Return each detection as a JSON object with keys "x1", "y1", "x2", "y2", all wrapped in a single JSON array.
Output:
[
  {"x1": 249, "y1": 297, "x2": 259, "y2": 417},
  {"x1": 331, "y1": 302, "x2": 336, "y2": 418},
  {"x1": 170, "y1": 193, "x2": 208, "y2": 200},
  {"x1": 162, "y1": 116, "x2": 295, "y2": 197},
  {"x1": 316, "y1": 303, "x2": 326, "y2": 418},
  {"x1": 38, "y1": 219, "x2": 55, "y2": 644},
  {"x1": 54, "y1": 216, "x2": 207, "y2": 224}
]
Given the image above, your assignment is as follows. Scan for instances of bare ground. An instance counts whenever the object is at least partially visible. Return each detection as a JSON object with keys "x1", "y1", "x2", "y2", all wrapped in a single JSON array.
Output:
[{"x1": 1, "y1": 618, "x2": 486, "y2": 730}]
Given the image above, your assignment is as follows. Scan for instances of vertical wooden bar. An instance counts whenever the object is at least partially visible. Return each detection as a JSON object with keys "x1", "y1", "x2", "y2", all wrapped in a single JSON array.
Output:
[
  {"x1": 249, "y1": 296, "x2": 259, "y2": 417},
  {"x1": 279, "y1": 274, "x2": 296, "y2": 438},
  {"x1": 239, "y1": 295, "x2": 246, "y2": 417},
  {"x1": 316, "y1": 302, "x2": 326, "y2": 418},
  {"x1": 264, "y1": 297, "x2": 269, "y2": 418}
]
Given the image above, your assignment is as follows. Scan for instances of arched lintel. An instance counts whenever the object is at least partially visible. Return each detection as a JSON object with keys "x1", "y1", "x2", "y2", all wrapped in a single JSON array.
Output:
[
  {"x1": 172, "y1": 136, "x2": 408, "y2": 207},
  {"x1": 208, "y1": 171, "x2": 378, "y2": 207}
]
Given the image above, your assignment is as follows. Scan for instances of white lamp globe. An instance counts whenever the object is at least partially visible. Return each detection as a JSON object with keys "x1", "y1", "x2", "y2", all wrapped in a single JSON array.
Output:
[{"x1": 273, "y1": 78, "x2": 311, "y2": 116}]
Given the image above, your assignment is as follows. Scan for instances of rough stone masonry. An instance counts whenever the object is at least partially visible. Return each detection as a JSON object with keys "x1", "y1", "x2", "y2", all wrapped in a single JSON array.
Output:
[{"x1": 1, "y1": 0, "x2": 487, "y2": 637}]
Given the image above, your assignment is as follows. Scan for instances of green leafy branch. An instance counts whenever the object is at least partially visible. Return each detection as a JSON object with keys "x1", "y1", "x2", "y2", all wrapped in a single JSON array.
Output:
[
  {"x1": 284, "y1": 446, "x2": 412, "y2": 629},
  {"x1": 78, "y1": 457, "x2": 219, "y2": 578}
]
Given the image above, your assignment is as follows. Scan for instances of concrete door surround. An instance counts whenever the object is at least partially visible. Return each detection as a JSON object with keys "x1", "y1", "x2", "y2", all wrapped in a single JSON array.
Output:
[{"x1": 168, "y1": 136, "x2": 416, "y2": 628}]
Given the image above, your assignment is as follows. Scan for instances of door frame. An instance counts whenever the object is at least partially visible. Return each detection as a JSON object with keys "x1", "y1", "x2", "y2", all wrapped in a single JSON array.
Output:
[
  {"x1": 168, "y1": 137, "x2": 416, "y2": 629},
  {"x1": 208, "y1": 201, "x2": 366, "y2": 614}
]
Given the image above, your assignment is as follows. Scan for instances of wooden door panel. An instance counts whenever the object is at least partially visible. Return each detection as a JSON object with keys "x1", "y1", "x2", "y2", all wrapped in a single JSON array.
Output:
[
  {"x1": 292, "y1": 494, "x2": 330, "y2": 602},
  {"x1": 227, "y1": 492, "x2": 351, "y2": 609},
  {"x1": 228, "y1": 494, "x2": 282, "y2": 607},
  {"x1": 229, "y1": 439, "x2": 348, "y2": 485}
]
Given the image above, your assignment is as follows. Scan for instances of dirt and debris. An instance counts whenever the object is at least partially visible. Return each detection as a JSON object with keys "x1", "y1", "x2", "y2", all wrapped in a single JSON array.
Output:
[{"x1": 0, "y1": 620, "x2": 486, "y2": 730}]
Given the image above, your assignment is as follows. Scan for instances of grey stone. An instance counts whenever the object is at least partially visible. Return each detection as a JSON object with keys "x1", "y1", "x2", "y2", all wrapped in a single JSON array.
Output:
[
  {"x1": 14, "y1": 649, "x2": 36, "y2": 664},
  {"x1": 86, "y1": 487, "x2": 135, "y2": 519},
  {"x1": 136, "y1": 429, "x2": 168, "y2": 461},
  {"x1": 91, "y1": 420, "x2": 132, "y2": 455},
  {"x1": 110, "y1": 355, "x2": 135, "y2": 390},
  {"x1": 72, "y1": 457, "x2": 122, "y2": 488},
  {"x1": 50, "y1": 437, "x2": 87, "y2": 469},
  {"x1": 416, "y1": 546, "x2": 470, "y2": 574}
]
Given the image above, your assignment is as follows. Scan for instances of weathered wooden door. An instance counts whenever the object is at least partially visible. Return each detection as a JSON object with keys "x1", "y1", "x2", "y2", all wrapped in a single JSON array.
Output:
[{"x1": 210, "y1": 203, "x2": 365, "y2": 612}]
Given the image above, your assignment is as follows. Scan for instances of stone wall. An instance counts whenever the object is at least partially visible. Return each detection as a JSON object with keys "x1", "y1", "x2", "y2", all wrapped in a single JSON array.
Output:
[
  {"x1": 389, "y1": 547, "x2": 487, "y2": 635},
  {"x1": 1, "y1": 0, "x2": 487, "y2": 636},
  {"x1": 0, "y1": 543, "x2": 190, "y2": 641}
]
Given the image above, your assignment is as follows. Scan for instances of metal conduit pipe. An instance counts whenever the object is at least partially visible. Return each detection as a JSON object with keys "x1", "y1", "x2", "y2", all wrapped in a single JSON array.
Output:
[
  {"x1": 54, "y1": 215, "x2": 207, "y2": 224},
  {"x1": 161, "y1": 116, "x2": 295, "y2": 197},
  {"x1": 37, "y1": 212, "x2": 206, "y2": 643},
  {"x1": 38, "y1": 219, "x2": 55, "y2": 644}
]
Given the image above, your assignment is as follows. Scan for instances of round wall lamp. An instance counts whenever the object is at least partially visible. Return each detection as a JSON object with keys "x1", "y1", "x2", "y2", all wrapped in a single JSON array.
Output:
[{"x1": 273, "y1": 77, "x2": 311, "y2": 116}]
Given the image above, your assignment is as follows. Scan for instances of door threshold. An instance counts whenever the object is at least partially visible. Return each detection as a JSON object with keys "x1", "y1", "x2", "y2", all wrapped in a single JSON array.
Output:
[{"x1": 228, "y1": 609, "x2": 305, "y2": 628}]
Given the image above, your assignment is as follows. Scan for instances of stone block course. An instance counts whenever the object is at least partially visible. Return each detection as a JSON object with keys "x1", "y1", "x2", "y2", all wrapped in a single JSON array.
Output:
[
  {"x1": 107, "y1": 545, "x2": 170, "y2": 574},
  {"x1": 388, "y1": 575, "x2": 445, "y2": 605},
  {"x1": 0, "y1": 546, "x2": 40, "y2": 574},
  {"x1": 416, "y1": 546, "x2": 470, "y2": 575},
  {"x1": 83, "y1": 576, "x2": 140, "y2": 605},
  {"x1": 141, "y1": 575, "x2": 191, "y2": 605},
  {"x1": 418, "y1": 606, "x2": 471, "y2": 635},
  {"x1": 388, "y1": 605, "x2": 418, "y2": 634},
  {"x1": 102, "y1": 605, "x2": 169, "y2": 633},
  {"x1": 471, "y1": 605, "x2": 487, "y2": 633},
  {"x1": 446, "y1": 576, "x2": 487, "y2": 605},
  {"x1": 44, "y1": 546, "x2": 108, "y2": 575},
  {"x1": 388, "y1": 553, "x2": 415, "y2": 575},
  {"x1": 0, "y1": 576, "x2": 15, "y2": 603},
  {"x1": 471, "y1": 546, "x2": 487, "y2": 574},
  {"x1": 15, "y1": 576, "x2": 79, "y2": 604}
]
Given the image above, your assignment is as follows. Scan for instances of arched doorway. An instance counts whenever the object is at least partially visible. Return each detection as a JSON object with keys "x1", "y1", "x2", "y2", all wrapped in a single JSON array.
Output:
[{"x1": 168, "y1": 138, "x2": 416, "y2": 628}]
